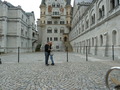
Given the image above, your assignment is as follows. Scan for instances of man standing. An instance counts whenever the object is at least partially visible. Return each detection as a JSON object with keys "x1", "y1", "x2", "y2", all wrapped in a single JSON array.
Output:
[{"x1": 44, "y1": 42, "x2": 50, "y2": 66}]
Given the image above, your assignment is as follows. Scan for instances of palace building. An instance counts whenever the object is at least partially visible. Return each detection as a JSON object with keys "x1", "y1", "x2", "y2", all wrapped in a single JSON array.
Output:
[
  {"x1": 69, "y1": 0, "x2": 120, "y2": 59},
  {"x1": 0, "y1": 1, "x2": 38, "y2": 53},
  {"x1": 38, "y1": 0, "x2": 72, "y2": 51}
]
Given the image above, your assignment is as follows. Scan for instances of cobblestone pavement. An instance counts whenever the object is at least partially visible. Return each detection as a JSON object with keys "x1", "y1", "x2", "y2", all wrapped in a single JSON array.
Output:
[{"x1": 0, "y1": 52, "x2": 120, "y2": 90}]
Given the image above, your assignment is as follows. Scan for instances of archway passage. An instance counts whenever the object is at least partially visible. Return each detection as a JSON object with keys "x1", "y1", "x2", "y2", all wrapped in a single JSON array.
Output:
[{"x1": 64, "y1": 37, "x2": 67, "y2": 42}]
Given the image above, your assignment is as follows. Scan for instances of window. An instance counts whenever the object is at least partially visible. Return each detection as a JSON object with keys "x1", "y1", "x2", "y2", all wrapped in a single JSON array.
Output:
[
  {"x1": 54, "y1": 37, "x2": 58, "y2": 41},
  {"x1": 21, "y1": 29, "x2": 24, "y2": 36},
  {"x1": 60, "y1": 30, "x2": 64, "y2": 33},
  {"x1": 47, "y1": 29, "x2": 52, "y2": 33},
  {"x1": 47, "y1": 21, "x2": 52, "y2": 24},
  {"x1": 54, "y1": 28, "x2": 58, "y2": 33},
  {"x1": 60, "y1": 21, "x2": 64, "y2": 24},
  {"x1": 82, "y1": 25, "x2": 84, "y2": 32},
  {"x1": 79, "y1": 28, "x2": 81, "y2": 34},
  {"x1": 50, "y1": 37, "x2": 52, "y2": 41},
  {"x1": 60, "y1": 37, "x2": 62, "y2": 41},
  {"x1": 57, "y1": 3, "x2": 60, "y2": 7},
  {"x1": 22, "y1": 15, "x2": 24, "y2": 19},
  {"x1": 92, "y1": 38, "x2": 94, "y2": 46},
  {"x1": 47, "y1": 37, "x2": 49, "y2": 42},
  {"x1": 53, "y1": 12, "x2": 59, "y2": 15},
  {"x1": 86, "y1": 20, "x2": 89, "y2": 29},
  {"x1": 112, "y1": 30, "x2": 117, "y2": 45},
  {"x1": 47, "y1": 27, "x2": 52, "y2": 33},
  {"x1": 52, "y1": 3, "x2": 55, "y2": 7},
  {"x1": 110, "y1": 0, "x2": 115, "y2": 10},
  {"x1": 99, "y1": 9, "x2": 102, "y2": 19},
  {"x1": 117, "y1": 0, "x2": 120, "y2": 5},
  {"x1": 25, "y1": 31, "x2": 27, "y2": 37},
  {"x1": 60, "y1": 27, "x2": 64, "y2": 33},
  {"x1": 100, "y1": 35, "x2": 103, "y2": 46},
  {"x1": 54, "y1": 21, "x2": 58, "y2": 24},
  {"x1": 56, "y1": 45, "x2": 59, "y2": 49},
  {"x1": 99, "y1": 6, "x2": 105, "y2": 19},
  {"x1": 0, "y1": 28, "x2": 2, "y2": 33},
  {"x1": 91, "y1": 14, "x2": 95, "y2": 24},
  {"x1": 54, "y1": 30, "x2": 57, "y2": 33},
  {"x1": 33, "y1": 32, "x2": 35, "y2": 37},
  {"x1": 102, "y1": 6, "x2": 105, "y2": 16}
]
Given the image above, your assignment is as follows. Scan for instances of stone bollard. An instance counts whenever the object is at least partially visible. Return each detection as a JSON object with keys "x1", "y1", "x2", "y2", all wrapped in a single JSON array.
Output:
[{"x1": 0, "y1": 58, "x2": 2, "y2": 64}]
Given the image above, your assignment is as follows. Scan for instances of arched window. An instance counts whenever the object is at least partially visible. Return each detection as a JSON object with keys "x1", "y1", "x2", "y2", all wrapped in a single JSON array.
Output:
[
  {"x1": 54, "y1": 21, "x2": 58, "y2": 24},
  {"x1": 32, "y1": 32, "x2": 35, "y2": 37},
  {"x1": 57, "y1": 3, "x2": 60, "y2": 7},
  {"x1": 85, "y1": 20, "x2": 89, "y2": 29},
  {"x1": 60, "y1": 27, "x2": 64, "y2": 33},
  {"x1": 91, "y1": 14, "x2": 95, "y2": 24},
  {"x1": 117, "y1": 0, "x2": 120, "y2": 5},
  {"x1": 110, "y1": 0, "x2": 115, "y2": 10},
  {"x1": 112, "y1": 30, "x2": 117, "y2": 45},
  {"x1": 100, "y1": 35, "x2": 103, "y2": 46},
  {"x1": 102, "y1": 5, "x2": 105, "y2": 16},
  {"x1": 92, "y1": 38, "x2": 94, "y2": 46},
  {"x1": 99, "y1": 9, "x2": 102, "y2": 19},
  {"x1": 82, "y1": 24, "x2": 84, "y2": 32},
  {"x1": 54, "y1": 28, "x2": 58, "y2": 33},
  {"x1": 52, "y1": 3, "x2": 55, "y2": 7},
  {"x1": 47, "y1": 27, "x2": 52, "y2": 33}
]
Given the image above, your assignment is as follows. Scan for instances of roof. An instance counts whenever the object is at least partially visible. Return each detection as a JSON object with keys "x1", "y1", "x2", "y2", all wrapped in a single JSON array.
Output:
[
  {"x1": 41, "y1": 0, "x2": 45, "y2": 5},
  {"x1": 3, "y1": 1, "x2": 15, "y2": 8}
]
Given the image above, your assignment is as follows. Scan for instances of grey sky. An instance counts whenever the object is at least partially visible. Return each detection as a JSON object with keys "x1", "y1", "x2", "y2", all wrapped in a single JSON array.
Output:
[{"x1": 4, "y1": 0, "x2": 74, "y2": 22}]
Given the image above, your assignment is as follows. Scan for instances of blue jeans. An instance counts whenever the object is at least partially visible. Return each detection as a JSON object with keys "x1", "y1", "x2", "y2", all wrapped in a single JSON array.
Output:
[
  {"x1": 50, "y1": 55, "x2": 54, "y2": 64},
  {"x1": 45, "y1": 52, "x2": 49, "y2": 65}
]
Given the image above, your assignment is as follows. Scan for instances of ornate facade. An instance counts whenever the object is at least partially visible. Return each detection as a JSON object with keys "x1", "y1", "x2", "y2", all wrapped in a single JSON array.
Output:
[
  {"x1": 69, "y1": 0, "x2": 120, "y2": 59},
  {"x1": 38, "y1": 0, "x2": 72, "y2": 51}
]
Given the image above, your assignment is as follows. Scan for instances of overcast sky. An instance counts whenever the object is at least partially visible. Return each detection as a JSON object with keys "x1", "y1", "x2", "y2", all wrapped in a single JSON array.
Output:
[{"x1": 4, "y1": 0, "x2": 74, "y2": 22}]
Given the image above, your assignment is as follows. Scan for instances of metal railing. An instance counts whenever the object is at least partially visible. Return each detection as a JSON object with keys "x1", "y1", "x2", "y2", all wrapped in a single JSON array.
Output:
[{"x1": 0, "y1": 47, "x2": 36, "y2": 63}]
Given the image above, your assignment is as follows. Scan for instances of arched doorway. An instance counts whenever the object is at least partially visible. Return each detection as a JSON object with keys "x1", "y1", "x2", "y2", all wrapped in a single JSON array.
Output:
[{"x1": 64, "y1": 36, "x2": 67, "y2": 42}]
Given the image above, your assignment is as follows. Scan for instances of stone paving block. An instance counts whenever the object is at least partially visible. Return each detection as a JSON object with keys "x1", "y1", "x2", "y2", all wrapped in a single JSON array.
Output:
[{"x1": 0, "y1": 52, "x2": 120, "y2": 90}]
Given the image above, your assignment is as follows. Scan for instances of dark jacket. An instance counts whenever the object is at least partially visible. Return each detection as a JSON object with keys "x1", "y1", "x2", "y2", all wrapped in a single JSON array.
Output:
[{"x1": 45, "y1": 44, "x2": 50, "y2": 53}]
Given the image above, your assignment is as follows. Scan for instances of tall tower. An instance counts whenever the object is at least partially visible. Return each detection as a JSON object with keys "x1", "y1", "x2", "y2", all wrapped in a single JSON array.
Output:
[{"x1": 39, "y1": 0, "x2": 72, "y2": 51}]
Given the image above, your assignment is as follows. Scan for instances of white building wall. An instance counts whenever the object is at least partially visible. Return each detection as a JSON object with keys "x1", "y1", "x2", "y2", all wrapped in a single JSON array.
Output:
[
  {"x1": 0, "y1": 1, "x2": 37, "y2": 53},
  {"x1": 70, "y1": 0, "x2": 120, "y2": 59}
]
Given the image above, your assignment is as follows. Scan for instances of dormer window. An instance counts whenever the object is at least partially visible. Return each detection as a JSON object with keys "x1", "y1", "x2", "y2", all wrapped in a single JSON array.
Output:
[
  {"x1": 52, "y1": 3, "x2": 55, "y2": 7},
  {"x1": 57, "y1": 3, "x2": 60, "y2": 7}
]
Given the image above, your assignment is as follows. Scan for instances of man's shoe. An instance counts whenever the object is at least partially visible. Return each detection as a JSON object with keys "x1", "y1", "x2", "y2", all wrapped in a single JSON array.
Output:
[
  {"x1": 51, "y1": 63, "x2": 54, "y2": 65},
  {"x1": 46, "y1": 64, "x2": 49, "y2": 66}
]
